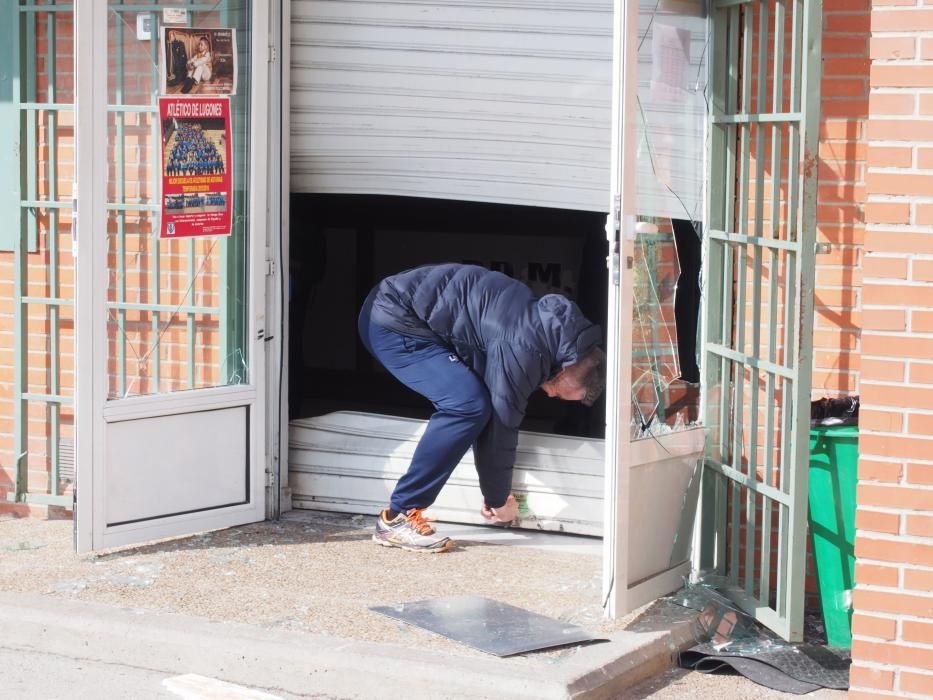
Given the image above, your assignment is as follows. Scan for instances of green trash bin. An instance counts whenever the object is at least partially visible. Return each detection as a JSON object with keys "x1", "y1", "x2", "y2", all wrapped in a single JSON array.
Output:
[{"x1": 808, "y1": 425, "x2": 858, "y2": 648}]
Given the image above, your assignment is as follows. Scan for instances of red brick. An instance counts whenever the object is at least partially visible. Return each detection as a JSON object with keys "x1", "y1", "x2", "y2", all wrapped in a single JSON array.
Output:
[
  {"x1": 917, "y1": 204, "x2": 933, "y2": 226},
  {"x1": 855, "y1": 533, "x2": 933, "y2": 566},
  {"x1": 861, "y1": 336, "x2": 933, "y2": 360},
  {"x1": 856, "y1": 561, "x2": 900, "y2": 587},
  {"x1": 868, "y1": 172, "x2": 933, "y2": 197},
  {"x1": 865, "y1": 230, "x2": 933, "y2": 256},
  {"x1": 863, "y1": 201, "x2": 910, "y2": 224},
  {"x1": 907, "y1": 460, "x2": 933, "y2": 482},
  {"x1": 904, "y1": 619, "x2": 933, "y2": 645},
  {"x1": 849, "y1": 664, "x2": 895, "y2": 691},
  {"x1": 868, "y1": 92, "x2": 915, "y2": 115},
  {"x1": 862, "y1": 308, "x2": 906, "y2": 331},
  {"x1": 872, "y1": 9, "x2": 933, "y2": 32},
  {"x1": 905, "y1": 568, "x2": 933, "y2": 592},
  {"x1": 861, "y1": 358, "x2": 905, "y2": 382},
  {"x1": 859, "y1": 411, "x2": 904, "y2": 433},
  {"x1": 858, "y1": 456, "x2": 903, "y2": 483},
  {"x1": 868, "y1": 119, "x2": 933, "y2": 142},
  {"x1": 906, "y1": 514, "x2": 933, "y2": 537},
  {"x1": 827, "y1": 12, "x2": 872, "y2": 33},
  {"x1": 913, "y1": 260, "x2": 933, "y2": 282},
  {"x1": 860, "y1": 433, "x2": 933, "y2": 461},
  {"x1": 862, "y1": 256, "x2": 909, "y2": 280},
  {"x1": 852, "y1": 638, "x2": 933, "y2": 670},
  {"x1": 847, "y1": 691, "x2": 889, "y2": 700},
  {"x1": 909, "y1": 363, "x2": 933, "y2": 384},
  {"x1": 867, "y1": 145, "x2": 912, "y2": 168},
  {"x1": 913, "y1": 310, "x2": 933, "y2": 333},
  {"x1": 905, "y1": 428, "x2": 933, "y2": 453},
  {"x1": 856, "y1": 508, "x2": 901, "y2": 534},
  {"x1": 901, "y1": 672, "x2": 933, "y2": 698},
  {"x1": 870, "y1": 36, "x2": 915, "y2": 60}
]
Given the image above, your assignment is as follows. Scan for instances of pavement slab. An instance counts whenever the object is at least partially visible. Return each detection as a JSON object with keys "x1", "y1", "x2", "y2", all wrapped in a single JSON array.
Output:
[{"x1": 0, "y1": 512, "x2": 700, "y2": 698}]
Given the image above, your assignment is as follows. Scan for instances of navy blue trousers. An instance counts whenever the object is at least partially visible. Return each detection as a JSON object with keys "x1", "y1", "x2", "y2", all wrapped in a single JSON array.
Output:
[{"x1": 358, "y1": 305, "x2": 493, "y2": 514}]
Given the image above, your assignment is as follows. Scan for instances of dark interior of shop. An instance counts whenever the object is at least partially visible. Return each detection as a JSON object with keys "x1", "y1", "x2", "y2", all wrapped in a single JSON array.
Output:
[{"x1": 288, "y1": 193, "x2": 609, "y2": 438}]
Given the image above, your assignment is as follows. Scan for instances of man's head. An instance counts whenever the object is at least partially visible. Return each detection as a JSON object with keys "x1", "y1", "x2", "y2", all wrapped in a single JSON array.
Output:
[{"x1": 540, "y1": 347, "x2": 607, "y2": 406}]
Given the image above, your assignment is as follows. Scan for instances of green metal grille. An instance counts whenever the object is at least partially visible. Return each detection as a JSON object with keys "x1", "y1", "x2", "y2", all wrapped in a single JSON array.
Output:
[
  {"x1": 9, "y1": 1, "x2": 74, "y2": 509},
  {"x1": 700, "y1": 0, "x2": 822, "y2": 641}
]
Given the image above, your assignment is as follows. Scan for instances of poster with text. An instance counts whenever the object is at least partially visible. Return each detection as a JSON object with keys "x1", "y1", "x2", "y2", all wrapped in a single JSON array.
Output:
[
  {"x1": 159, "y1": 97, "x2": 233, "y2": 239},
  {"x1": 160, "y1": 27, "x2": 237, "y2": 96}
]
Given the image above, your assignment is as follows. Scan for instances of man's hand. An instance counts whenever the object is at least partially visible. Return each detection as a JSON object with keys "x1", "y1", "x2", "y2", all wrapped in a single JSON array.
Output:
[{"x1": 481, "y1": 494, "x2": 519, "y2": 524}]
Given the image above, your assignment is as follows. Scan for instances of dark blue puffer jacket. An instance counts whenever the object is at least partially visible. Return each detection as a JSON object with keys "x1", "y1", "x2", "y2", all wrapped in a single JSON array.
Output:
[{"x1": 368, "y1": 263, "x2": 601, "y2": 506}]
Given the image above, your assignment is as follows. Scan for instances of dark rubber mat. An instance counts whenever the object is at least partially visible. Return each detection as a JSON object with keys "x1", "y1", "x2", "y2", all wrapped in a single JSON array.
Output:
[{"x1": 680, "y1": 643, "x2": 850, "y2": 692}]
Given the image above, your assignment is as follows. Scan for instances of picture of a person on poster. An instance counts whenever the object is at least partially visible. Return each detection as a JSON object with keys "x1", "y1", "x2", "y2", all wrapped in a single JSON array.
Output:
[{"x1": 186, "y1": 37, "x2": 212, "y2": 86}]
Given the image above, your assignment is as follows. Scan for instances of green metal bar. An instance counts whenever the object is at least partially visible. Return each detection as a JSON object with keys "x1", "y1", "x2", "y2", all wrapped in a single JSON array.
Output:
[
  {"x1": 700, "y1": 0, "x2": 730, "y2": 573},
  {"x1": 48, "y1": 3, "x2": 61, "y2": 497},
  {"x1": 20, "y1": 200, "x2": 71, "y2": 209},
  {"x1": 783, "y1": 0, "x2": 822, "y2": 642},
  {"x1": 704, "y1": 459, "x2": 794, "y2": 507},
  {"x1": 711, "y1": 112, "x2": 803, "y2": 123},
  {"x1": 21, "y1": 296, "x2": 74, "y2": 305},
  {"x1": 706, "y1": 343, "x2": 795, "y2": 379},
  {"x1": 148, "y1": 23, "x2": 161, "y2": 394},
  {"x1": 708, "y1": 228, "x2": 802, "y2": 251},
  {"x1": 18, "y1": 102, "x2": 75, "y2": 111},
  {"x1": 106, "y1": 301, "x2": 220, "y2": 315},
  {"x1": 107, "y1": 104, "x2": 158, "y2": 114},
  {"x1": 20, "y1": 492, "x2": 72, "y2": 507},
  {"x1": 744, "y1": 0, "x2": 771, "y2": 597},
  {"x1": 22, "y1": 392, "x2": 74, "y2": 405},
  {"x1": 106, "y1": 203, "x2": 160, "y2": 212},
  {"x1": 719, "y1": 5, "x2": 741, "y2": 578},
  {"x1": 761, "y1": 0, "x2": 788, "y2": 606},
  {"x1": 715, "y1": 0, "x2": 755, "y2": 7},
  {"x1": 18, "y1": 5, "x2": 74, "y2": 13},
  {"x1": 188, "y1": 239, "x2": 196, "y2": 389},
  {"x1": 729, "y1": 0, "x2": 753, "y2": 586},
  {"x1": 116, "y1": 14, "x2": 127, "y2": 397},
  {"x1": 13, "y1": 5, "x2": 31, "y2": 501},
  {"x1": 0, "y1": 1, "x2": 22, "y2": 253},
  {"x1": 25, "y1": 10, "x2": 37, "y2": 253},
  {"x1": 777, "y1": 0, "x2": 804, "y2": 620}
]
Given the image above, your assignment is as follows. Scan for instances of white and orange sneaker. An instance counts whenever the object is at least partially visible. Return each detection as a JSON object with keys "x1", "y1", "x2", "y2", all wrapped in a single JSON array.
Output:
[{"x1": 373, "y1": 508, "x2": 454, "y2": 553}]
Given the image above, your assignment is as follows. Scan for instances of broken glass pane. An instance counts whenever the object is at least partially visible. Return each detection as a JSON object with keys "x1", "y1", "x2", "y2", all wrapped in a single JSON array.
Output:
[{"x1": 630, "y1": 0, "x2": 708, "y2": 439}]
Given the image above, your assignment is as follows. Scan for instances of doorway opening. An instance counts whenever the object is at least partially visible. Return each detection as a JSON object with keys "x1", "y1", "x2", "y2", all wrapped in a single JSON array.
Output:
[{"x1": 288, "y1": 193, "x2": 610, "y2": 440}]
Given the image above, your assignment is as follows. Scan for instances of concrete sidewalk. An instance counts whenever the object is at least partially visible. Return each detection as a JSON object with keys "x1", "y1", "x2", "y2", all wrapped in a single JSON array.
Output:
[
  {"x1": 0, "y1": 592, "x2": 697, "y2": 699},
  {"x1": 0, "y1": 512, "x2": 699, "y2": 698}
]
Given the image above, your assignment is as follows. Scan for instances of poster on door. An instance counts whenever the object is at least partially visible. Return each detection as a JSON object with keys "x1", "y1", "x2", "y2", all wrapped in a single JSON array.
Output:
[
  {"x1": 160, "y1": 27, "x2": 237, "y2": 96},
  {"x1": 159, "y1": 97, "x2": 233, "y2": 239}
]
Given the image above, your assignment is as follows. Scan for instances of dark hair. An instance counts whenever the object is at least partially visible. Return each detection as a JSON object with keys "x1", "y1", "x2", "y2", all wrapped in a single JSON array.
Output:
[{"x1": 580, "y1": 347, "x2": 606, "y2": 407}]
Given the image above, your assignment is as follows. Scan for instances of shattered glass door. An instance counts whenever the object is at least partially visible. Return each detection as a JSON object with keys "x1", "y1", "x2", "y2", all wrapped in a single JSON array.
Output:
[{"x1": 629, "y1": 0, "x2": 708, "y2": 438}]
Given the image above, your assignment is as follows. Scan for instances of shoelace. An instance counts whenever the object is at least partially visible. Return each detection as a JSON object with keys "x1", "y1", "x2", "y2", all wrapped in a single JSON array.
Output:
[{"x1": 405, "y1": 508, "x2": 434, "y2": 536}]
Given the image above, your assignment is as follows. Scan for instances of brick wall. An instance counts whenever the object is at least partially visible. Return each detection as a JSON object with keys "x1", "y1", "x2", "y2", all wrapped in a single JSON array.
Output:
[
  {"x1": 815, "y1": 0, "x2": 869, "y2": 401},
  {"x1": 851, "y1": 0, "x2": 933, "y2": 696}
]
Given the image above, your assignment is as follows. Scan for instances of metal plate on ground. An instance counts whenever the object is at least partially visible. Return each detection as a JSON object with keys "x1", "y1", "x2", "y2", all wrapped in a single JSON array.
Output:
[{"x1": 370, "y1": 595, "x2": 602, "y2": 657}]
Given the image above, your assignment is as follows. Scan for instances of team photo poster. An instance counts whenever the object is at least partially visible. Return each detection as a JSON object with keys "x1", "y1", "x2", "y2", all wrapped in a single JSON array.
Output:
[
  {"x1": 160, "y1": 27, "x2": 237, "y2": 96},
  {"x1": 159, "y1": 97, "x2": 233, "y2": 239}
]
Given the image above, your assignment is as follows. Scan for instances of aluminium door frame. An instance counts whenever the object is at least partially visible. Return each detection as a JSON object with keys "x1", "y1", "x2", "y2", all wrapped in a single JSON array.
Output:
[
  {"x1": 75, "y1": 0, "x2": 271, "y2": 552},
  {"x1": 602, "y1": 0, "x2": 709, "y2": 619}
]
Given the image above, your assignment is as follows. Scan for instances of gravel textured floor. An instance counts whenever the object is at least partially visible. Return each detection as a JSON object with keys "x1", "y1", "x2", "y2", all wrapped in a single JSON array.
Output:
[{"x1": 0, "y1": 512, "x2": 617, "y2": 661}]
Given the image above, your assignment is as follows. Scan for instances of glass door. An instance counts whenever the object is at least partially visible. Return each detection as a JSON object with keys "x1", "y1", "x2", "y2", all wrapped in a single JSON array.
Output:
[
  {"x1": 603, "y1": 0, "x2": 709, "y2": 617},
  {"x1": 75, "y1": 0, "x2": 270, "y2": 552}
]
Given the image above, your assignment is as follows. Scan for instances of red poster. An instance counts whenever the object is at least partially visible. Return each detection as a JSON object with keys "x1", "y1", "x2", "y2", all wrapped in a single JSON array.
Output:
[{"x1": 159, "y1": 97, "x2": 232, "y2": 238}]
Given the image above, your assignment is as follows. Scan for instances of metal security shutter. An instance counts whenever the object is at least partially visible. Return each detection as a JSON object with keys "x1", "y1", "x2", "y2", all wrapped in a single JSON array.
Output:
[{"x1": 289, "y1": 0, "x2": 613, "y2": 211}]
